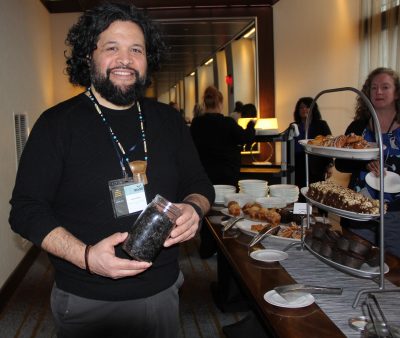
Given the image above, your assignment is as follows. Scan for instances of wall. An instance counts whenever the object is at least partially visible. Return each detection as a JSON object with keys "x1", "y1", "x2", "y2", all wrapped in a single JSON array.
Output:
[
  {"x1": 274, "y1": 0, "x2": 360, "y2": 136},
  {"x1": 50, "y1": 13, "x2": 82, "y2": 103},
  {"x1": 184, "y1": 75, "x2": 196, "y2": 120},
  {"x1": 216, "y1": 50, "x2": 229, "y2": 116},
  {"x1": 0, "y1": 0, "x2": 53, "y2": 289},
  {"x1": 274, "y1": 0, "x2": 360, "y2": 185},
  {"x1": 232, "y1": 38, "x2": 257, "y2": 109}
]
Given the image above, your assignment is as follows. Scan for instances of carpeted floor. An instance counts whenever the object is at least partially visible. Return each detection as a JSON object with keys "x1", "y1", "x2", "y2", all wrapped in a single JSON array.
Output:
[{"x1": 0, "y1": 236, "x2": 248, "y2": 338}]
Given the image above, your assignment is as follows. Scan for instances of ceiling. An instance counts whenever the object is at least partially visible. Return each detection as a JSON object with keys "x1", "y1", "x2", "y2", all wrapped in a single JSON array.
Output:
[{"x1": 40, "y1": 0, "x2": 278, "y2": 95}]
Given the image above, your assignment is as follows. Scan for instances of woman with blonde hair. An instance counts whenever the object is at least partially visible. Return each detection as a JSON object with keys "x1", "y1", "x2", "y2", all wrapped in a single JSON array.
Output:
[{"x1": 190, "y1": 86, "x2": 255, "y2": 258}]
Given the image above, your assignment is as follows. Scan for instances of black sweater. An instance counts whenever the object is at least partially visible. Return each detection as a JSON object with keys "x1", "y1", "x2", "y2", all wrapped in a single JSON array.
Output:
[
  {"x1": 9, "y1": 93, "x2": 214, "y2": 301},
  {"x1": 190, "y1": 112, "x2": 255, "y2": 186}
]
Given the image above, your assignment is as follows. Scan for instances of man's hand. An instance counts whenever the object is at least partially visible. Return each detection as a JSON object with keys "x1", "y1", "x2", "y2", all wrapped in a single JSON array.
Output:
[
  {"x1": 87, "y1": 232, "x2": 152, "y2": 279},
  {"x1": 163, "y1": 203, "x2": 200, "y2": 247},
  {"x1": 42, "y1": 227, "x2": 151, "y2": 279}
]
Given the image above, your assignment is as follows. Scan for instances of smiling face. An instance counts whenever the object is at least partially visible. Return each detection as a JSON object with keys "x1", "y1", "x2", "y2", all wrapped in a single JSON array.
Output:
[
  {"x1": 370, "y1": 73, "x2": 398, "y2": 111},
  {"x1": 90, "y1": 20, "x2": 148, "y2": 108}
]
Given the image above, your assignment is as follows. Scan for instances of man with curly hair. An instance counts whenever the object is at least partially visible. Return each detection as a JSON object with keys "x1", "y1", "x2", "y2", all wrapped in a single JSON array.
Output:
[{"x1": 9, "y1": 3, "x2": 214, "y2": 337}]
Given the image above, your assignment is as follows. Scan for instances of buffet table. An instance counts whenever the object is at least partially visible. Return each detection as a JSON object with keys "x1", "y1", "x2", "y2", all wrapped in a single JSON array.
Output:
[{"x1": 205, "y1": 214, "x2": 400, "y2": 338}]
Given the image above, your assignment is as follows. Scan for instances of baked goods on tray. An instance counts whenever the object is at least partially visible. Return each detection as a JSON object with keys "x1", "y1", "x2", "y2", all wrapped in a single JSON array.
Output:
[
  {"x1": 307, "y1": 133, "x2": 370, "y2": 149},
  {"x1": 307, "y1": 180, "x2": 384, "y2": 214},
  {"x1": 227, "y1": 201, "x2": 281, "y2": 224},
  {"x1": 249, "y1": 222, "x2": 302, "y2": 239}
]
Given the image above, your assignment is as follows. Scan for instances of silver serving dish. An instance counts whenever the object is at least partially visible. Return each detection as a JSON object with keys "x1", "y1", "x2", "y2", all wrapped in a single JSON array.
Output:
[
  {"x1": 304, "y1": 242, "x2": 389, "y2": 279},
  {"x1": 301, "y1": 187, "x2": 380, "y2": 221},
  {"x1": 299, "y1": 139, "x2": 381, "y2": 160}
]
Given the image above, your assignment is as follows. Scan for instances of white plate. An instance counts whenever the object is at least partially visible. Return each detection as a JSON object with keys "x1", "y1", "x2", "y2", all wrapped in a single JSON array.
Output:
[
  {"x1": 250, "y1": 249, "x2": 288, "y2": 262},
  {"x1": 365, "y1": 171, "x2": 400, "y2": 193},
  {"x1": 264, "y1": 290, "x2": 315, "y2": 308},
  {"x1": 301, "y1": 187, "x2": 380, "y2": 221},
  {"x1": 235, "y1": 219, "x2": 301, "y2": 242},
  {"x1": 299, "y1": 139, "x2": 381, "y2": 160}
]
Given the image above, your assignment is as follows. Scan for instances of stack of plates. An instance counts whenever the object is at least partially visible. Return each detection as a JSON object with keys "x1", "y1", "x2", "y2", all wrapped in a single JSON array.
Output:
[
  {"x1": 238, "y1": 179, "x2": 268, "y2": 198},
  {"x1": 256, "y1": 196, "x2": 287, "y2": 209},
  {"x1": 213, "y1": 185, "x2": 236, "y2": 204},
  {"x1": 224, "y1": 193, "x2": 255, "y2": 207},
  {"x1": 269, "y1": 184, "x2": 299, "y2": 204}
]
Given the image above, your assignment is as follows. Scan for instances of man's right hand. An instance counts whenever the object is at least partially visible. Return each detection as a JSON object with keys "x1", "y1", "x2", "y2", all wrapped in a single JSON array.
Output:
[
  {"x1": 41, "y1": 227, "x2": 151, "y2": 279},
  {"x1": 87, "y1": 232, "x2": 152, "y2": 279}
]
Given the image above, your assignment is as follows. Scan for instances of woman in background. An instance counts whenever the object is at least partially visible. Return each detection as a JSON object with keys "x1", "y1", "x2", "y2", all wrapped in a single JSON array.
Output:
[
  {"x1": 191, "y1": 86, "x2": 255, "y2": 258},
  {"x1": 191, "y1": 86, "x2": 255, "y2": 188},
  {"x1": 335, "y1": 67, "x2": 400, "y2": 258},
  {"x1": 293, "y1": 97, "x2": 333, "y2": 192}
]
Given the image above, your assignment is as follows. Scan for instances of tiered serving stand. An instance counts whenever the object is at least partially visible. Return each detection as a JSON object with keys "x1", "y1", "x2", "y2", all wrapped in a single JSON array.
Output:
[{"x1": 301, "y1": 87, "x2": 400, "y2": 307}]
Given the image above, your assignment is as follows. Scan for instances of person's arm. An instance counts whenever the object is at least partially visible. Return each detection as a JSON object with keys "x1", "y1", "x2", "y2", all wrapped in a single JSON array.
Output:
[
  {"x1": 41, "y1": 226, "x2": 151, "y2": 278},
  {"x1": 229, "y1": 117, "x2": 256, "y2": 144}
]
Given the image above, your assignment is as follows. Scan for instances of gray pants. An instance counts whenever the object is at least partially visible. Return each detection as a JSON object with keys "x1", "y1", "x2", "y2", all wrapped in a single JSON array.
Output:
[{"x1": 51, "y1": 272, "x2": 184, "y2": 338}]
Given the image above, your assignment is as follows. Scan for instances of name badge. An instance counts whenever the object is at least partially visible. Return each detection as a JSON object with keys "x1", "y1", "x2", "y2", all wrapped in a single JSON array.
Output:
[{"x1": 109, "y1": 178, "x2": 147, "y2": 218}]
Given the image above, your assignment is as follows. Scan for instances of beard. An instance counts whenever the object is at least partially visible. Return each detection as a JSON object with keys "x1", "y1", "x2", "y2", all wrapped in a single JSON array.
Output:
[{"x1": 90, "y1": 63, "x2": 148, "y2": 106}]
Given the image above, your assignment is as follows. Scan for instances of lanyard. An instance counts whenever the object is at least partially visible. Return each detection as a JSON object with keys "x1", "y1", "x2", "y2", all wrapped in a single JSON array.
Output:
[{"x1": 87, "y1": 89, "x2": 148, "y2": 178}]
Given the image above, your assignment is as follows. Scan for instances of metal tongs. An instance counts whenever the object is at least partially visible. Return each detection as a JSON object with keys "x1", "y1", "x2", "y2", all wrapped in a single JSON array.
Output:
[
  {"x1": 248, "y1": 224, "x2": 281, "y2": 247},
  {"x1": 274, "y1": 284, "x2": 342, "y2": 303},
  {"x1": 222, "y1": 216, "x2": 244, "y2": 232},
  {"x1": 365, "y1": 293, "x2": 394, "y2": 338}
]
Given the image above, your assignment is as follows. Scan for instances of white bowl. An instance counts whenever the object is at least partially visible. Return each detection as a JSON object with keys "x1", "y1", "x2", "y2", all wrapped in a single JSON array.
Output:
[
  {"x1": 224, "y1": 193, "x2": 255, "y2": 207},
  {"x1": 239, "y1": 179, "x2": 268, "y2": 185},
  {"x1": 239, "y1": 188, "x2": 267, "y2": 198},
  {"x1": 214, "y1": 185, "x2": 236, "y2": 203},
  {"x1": 255, "y1": 197, "x2": 287, "y2": 209}
]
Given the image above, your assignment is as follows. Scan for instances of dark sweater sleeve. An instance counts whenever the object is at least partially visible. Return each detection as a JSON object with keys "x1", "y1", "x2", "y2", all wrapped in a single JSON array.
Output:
[
  {"x1": 9, "y1": 111, "x2": 65, "y2": 247},
  {"x1": 228, "y1": 117, "x2": 256, "y2": 145}
]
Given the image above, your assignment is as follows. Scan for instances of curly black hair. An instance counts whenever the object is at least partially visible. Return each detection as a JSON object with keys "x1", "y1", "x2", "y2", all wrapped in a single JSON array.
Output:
[{"x1": 65, "y1": 1, "x2": 167, "y2": 88}]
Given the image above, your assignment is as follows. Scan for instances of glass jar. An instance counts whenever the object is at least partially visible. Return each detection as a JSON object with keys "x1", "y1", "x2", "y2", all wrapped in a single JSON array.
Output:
[{"x1": 122, "y1": 194, "x2": 181, "y2": 262}]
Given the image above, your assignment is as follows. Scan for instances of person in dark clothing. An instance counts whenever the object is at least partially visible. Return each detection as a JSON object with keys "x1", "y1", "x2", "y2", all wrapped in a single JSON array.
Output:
[
  {"x1": 8, "y1": 3, "x2": 214, "y2": 338},
  {"x1": 335, "y1": 67, "x2": 400, "y2": 258},
  {"x1": 191, "y1": 86, "x2": 256, "y2": 187},
  {"x1": 230, "y1": 100, "x2": 244, "y2": 121},
  {"x1": 293, "y1": 97, "x2": 334, "y2": 192},
  {"x1": 241, "y1": 103, "x2": 257, "y2": 118},
  {"x1": 190, "y1": 86, "x2": 255, "y2": 258}
]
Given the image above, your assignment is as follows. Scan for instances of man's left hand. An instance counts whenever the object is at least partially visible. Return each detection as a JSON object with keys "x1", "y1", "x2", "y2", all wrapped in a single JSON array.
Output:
[{"x1": 163, "y1": 203, "x2": 200, "y2": 247}]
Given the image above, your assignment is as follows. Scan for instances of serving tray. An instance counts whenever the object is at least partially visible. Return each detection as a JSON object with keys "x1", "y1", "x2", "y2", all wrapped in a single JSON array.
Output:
[
  {"x1": 304, "y1": 242, "x2": 389, "y2": 279},
  {"x1": 299, "y1": 139, "x2": 380, "y2": 160},
  {"x1": 300, "y1": 187, "x2": 380, "y2": 221}
]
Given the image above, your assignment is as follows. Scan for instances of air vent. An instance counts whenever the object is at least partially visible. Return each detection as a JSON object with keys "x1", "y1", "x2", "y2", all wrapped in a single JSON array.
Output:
[{"x1": 14, "y1": 113, "x2": 29, "y2": 166}]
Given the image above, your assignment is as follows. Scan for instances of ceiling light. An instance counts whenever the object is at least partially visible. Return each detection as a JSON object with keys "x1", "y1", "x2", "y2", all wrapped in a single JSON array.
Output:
[
  {"x1": 190, "y1": 71, "x2": 195, "y2": 76},
  {"x1": 243, "y1": 27, "x2": 256, "y2": 39},
  {"x1": 204, "y1": 58, "x2": 213, "y2": 66}
]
